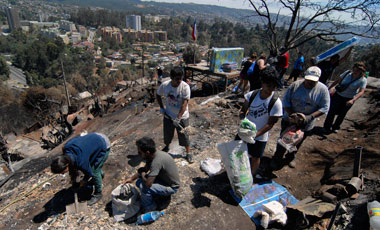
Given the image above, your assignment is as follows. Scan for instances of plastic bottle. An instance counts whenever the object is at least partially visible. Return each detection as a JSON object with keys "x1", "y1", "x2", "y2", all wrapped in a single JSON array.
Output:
[
  {"x1": 368, "y1": 201, "x2": 380, "y2": 230},
  {"x1": 136, "y1": 211, "x2": 165, "y2": 225}
]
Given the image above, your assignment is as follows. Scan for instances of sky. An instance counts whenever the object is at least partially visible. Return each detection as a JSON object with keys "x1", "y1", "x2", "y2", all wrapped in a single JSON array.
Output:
[
  {"x1": 141, "y1": 0, "x2": 380, "y2": 24},
  {"x1": 142, "y1": 0, "x2": 251, "y2": 10}
]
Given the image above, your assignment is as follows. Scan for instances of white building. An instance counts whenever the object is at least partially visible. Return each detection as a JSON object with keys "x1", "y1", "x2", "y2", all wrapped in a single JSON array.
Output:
[
  {"x1": 126, "y1": 15, "x2": 141, "y2": 31},
  {"x1": 71, "y1": 32, "x2": 81, "y2": 44}
]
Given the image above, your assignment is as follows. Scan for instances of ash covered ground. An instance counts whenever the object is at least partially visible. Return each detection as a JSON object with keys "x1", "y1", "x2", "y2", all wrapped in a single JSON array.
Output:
[{"x1": 0, "y1": 82, "x2": 379, "y2": 230}]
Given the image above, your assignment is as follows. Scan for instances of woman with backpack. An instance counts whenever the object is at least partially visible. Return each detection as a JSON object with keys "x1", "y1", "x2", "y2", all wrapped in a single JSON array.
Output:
[
  {"x1": 323, "y1": 62, "x2": 367, "y2": 134},
  {"x1": 234, "y1": 53, "x2": 257, "y2": 94}
]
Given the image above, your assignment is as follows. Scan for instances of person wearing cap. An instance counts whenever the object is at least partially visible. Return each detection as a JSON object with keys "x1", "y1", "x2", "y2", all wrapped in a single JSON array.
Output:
[
  {"x1": 50, "y1": 133, "x2": 111, "y2": 205},
  {"x1": 237, "y1": 67, "x2": 283, "y2": 179},
  {"x1": 156, "y1": 66, "x2": 193, "y2": 163},
  {"x1": 323, "y1": 62, "x2": 367, "y2": 134},
  {"x1": 317, "y1": 47, "x2": 353, "y2": 85},
  {"x1": 270, "y1": 66, "x2": 330, "y2": 169}
]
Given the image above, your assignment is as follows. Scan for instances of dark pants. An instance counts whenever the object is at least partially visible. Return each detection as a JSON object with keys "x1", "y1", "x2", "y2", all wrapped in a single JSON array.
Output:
[
  {"x1": 288, "y1": 69, "x2": 301, "y2": 82},
  {"x1": 278, "y1": 68, "x2": 288, "y2": 88},
  {"x1": 323, "y1": 93, "x2": 353, "y2": 131},
  {"x1": 163, "y1": 116, "x2": 190, "y2": 147},
  {"x1": 272, "y1": 120, "x2": 312, "y2": 162}
]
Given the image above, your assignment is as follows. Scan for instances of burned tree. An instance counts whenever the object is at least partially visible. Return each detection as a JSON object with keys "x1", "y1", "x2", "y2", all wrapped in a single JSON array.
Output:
[{"x1": 247, "y1": 0, "x2": 380, "y2": 53}]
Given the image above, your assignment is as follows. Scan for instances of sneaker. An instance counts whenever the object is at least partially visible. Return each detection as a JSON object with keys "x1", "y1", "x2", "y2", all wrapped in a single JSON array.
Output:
[
  {"x1": 332, "y1": 129, "x2": 339, "y2": 134},
  {"x1": 88, "y1": 193, "x2": 102, "y2": 206},
  {"x1": 288, "y1": 158, "x2": 296, "y2": 168},
  {"x1": 162, "y1": 146, "x2": 169, "y2": 152},
  {"x1": 186, "y1": 153, "x2": 194, "y2": 164}
]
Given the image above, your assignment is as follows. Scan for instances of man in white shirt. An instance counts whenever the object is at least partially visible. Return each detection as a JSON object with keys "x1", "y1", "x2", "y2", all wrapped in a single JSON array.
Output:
[
  {"x1": 156, "y1": 67, "x2": 193, "y2": 163},
  {"x1": 238, "y1": 67, "x2": 283, "y2": 178}
]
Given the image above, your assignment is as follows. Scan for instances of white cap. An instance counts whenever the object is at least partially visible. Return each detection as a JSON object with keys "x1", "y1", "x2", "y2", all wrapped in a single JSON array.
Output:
[{"x1": 304, "y1": 66, "x2": 321, "y2": 81}]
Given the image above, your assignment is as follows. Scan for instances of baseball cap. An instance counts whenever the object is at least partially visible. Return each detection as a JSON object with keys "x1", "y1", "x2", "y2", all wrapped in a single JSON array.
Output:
[{"x1": 304, "y1": 66, "x2": 321, "y2": 81}]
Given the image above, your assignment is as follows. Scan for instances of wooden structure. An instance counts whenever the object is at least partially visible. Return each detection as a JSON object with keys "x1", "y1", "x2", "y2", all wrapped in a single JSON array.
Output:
[{"x1": 185, "y1": 64, "x2": 240, "y2": 91}]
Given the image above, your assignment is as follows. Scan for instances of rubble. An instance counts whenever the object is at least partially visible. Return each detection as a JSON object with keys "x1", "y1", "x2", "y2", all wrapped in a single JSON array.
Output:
[{"x1": 0, "y1": 82, "x2": 379, "y2": 229}]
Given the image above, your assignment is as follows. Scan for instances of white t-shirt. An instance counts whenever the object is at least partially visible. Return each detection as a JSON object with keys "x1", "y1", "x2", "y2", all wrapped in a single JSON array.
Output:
[
  {"x1": 157, "y1": 80, "x2": 191, "y2": 119},
  {"x1": 244, "y1": 90, "x2": 283, "y2": 142}
]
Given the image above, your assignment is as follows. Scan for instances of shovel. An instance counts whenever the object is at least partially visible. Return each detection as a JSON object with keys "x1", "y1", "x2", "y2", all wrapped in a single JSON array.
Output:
[{"x1": 66, "y1": 192, "x2": 88, "y2": 214}]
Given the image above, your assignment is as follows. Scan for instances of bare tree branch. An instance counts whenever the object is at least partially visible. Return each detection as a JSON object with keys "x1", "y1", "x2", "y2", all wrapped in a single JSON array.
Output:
[{"x1": 247, "y1": 0, "x2": 380, "y2": 52}]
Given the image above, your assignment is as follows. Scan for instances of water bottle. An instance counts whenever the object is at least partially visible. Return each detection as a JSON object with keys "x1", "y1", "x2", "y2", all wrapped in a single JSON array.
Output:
[
  {"x1": 136, "y1": 211, "x2": 165, "y2": 225},
  {"x1": 368, "y1": 201, "x2": 380, "y2": 230}
]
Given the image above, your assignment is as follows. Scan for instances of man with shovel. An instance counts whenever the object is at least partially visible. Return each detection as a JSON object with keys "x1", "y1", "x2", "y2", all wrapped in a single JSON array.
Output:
[
  {"x1": 156, "y1": 66, "x2": 193, "y2": 163},
  {"x1": 51, "y1": 132, "x2": 111, "y2": 206}
]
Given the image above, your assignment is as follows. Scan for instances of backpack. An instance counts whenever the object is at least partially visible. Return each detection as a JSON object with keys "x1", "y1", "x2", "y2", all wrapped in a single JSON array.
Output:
[
  {"x1": 247, "y1": 61, "x2": 256, "y2": 76},
  {"x1": 248, "y1": 89, "x2": 279, "y2": 114}
]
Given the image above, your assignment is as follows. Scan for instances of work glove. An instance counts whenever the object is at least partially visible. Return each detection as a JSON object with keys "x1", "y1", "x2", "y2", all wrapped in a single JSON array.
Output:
[
  {"x1": 160, "y1": 107, "x2": 166, "y2": 115},
  {"x1": 172, "y1": 118, "x2": 181, "y2": 128},
  {"x1": 305, "y1": 114, "x2": 314, "y2": 123}
]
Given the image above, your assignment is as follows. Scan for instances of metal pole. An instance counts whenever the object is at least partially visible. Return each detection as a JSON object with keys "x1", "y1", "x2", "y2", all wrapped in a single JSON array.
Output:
[
  {"x1": 353, "y1": 146, "x2": 363, "y2": 177},
  {"x1": 327, "y1": 202, "x2": 341, "y2": 230},
  {"x1": 141, "y1": 47, "x2": 144, "y2": 85},
  {"x1": 61, "y1": 59, "x2": 71, "y2": 107}
]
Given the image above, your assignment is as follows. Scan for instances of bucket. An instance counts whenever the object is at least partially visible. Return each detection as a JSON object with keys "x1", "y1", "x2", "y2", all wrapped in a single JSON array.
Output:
[{"x1": 346, "y1": 177, "x2": 361, "y2": 195}]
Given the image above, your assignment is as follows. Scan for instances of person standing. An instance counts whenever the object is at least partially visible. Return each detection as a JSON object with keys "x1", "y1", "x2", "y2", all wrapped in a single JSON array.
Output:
[
  {"x1": 323, "y1": 62, "x2": 367, "y2": 133},
  {"x1": 156, "y1": 66, "x2": 193, "y2": 163},
  {"x1": 249, "y1": 53, "x2": 267, "y2": 91},
  {"x1": 238, "y1": 67, "x2": 283, "y2": 178},
  {"x1": 286, "y1": 49, "x2": 304, "y2": 84},
  {"x1": 235, "y1": 53, "x2": 257, "y2": 94},
  {"x1": 277, "y1": 47, "x2": 289, "y2": 88},
  {"x1": 125, "y1": 137, "x2": 180, "y2": 213},
  {"x1": 270, "y1": 66, "x2": 330, "y2": 169},
  {"x1": 317, "y1": 47, "x2": 352, "y2": 85},
  {"x1": 50, "y1": 133, "x2": 111, "y2": 205}
]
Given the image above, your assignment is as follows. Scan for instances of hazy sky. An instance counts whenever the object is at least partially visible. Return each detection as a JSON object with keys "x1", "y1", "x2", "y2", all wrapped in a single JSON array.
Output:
[
  {"x1": 142, "y1": 0, "x2": 378, "y2": 24},
  {"x1": 142, "y1": 0, "x2": 251, "y2": 10}
]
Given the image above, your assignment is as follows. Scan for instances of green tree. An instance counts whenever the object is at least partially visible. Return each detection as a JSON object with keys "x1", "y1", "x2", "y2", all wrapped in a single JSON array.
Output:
[
  {"x1": 0, "y1": 56, "x2": 10, "y2": 80},
  {"x1": 183, "y1": 44, "x2": 201, "y2": 64}
]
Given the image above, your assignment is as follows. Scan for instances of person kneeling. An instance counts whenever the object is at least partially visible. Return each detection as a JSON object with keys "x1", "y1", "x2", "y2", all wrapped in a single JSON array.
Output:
[{"x1": 125, "y1": 137, "x2": 180, "y2": 212}]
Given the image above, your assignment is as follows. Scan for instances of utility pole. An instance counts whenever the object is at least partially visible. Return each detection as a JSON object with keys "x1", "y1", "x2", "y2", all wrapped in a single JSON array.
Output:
[
  {"x1": 141, "y1": 46, "x2": 145, "y2": 85},
  {"x1": 61, "y1": 57, "x2": 71, "y2": 107}
]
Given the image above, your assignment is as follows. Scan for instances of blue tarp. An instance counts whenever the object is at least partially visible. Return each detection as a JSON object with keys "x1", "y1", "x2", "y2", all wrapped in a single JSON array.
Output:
[{"x1": 230, "y1": 181, "x2": 298, "y2": 226}]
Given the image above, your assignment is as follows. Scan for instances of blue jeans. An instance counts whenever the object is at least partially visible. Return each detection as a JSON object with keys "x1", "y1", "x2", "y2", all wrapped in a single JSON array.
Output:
[{"x1": 136, "y1": 179, "x2": 178, "y2": 211}]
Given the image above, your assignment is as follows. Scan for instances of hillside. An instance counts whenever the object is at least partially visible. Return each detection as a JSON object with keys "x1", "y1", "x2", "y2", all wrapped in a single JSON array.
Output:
[{"x1": 0, "y1": 77, "x2": 379, "y2": 229}]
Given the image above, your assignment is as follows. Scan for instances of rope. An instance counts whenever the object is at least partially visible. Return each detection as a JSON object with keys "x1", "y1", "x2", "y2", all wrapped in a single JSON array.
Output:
[{"x1": 0, "y1": 174, "x2": 58, "y2": 213}]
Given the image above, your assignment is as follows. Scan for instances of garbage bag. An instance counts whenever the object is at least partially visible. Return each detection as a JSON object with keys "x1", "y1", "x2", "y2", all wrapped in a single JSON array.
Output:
[
  {"x1": 200, "y1": 158, "x2": 222, "y2": 176},
  {"x1": 238, "y1": 118, "x2": 257, "y2": 144},
  {"x1": 217, "y1": 140, "x2": 253, "y2": 198},
  {"x1": 112, "y1": 184, "x2": 140, "y2": 222}
]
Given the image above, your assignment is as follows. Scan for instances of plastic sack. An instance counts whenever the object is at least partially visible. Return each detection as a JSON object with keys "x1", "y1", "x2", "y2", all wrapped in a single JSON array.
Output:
[
  {"x1": 277, "y1": 125, "x2": 304, "y2": 152},
  {"x1": 112, "y1": 184, "x2": 140, "y2": 222},
  {"x1": 368, "y1": 200, "x2": 380, "y2": 230},
  {"x1": 238, "y1": 118, "x2": 257, "y2": 144},
  {"x1": 200, "y1": 158, "x2": 222, "y2": 176},
  {"x1": 217, "y1": 140, "x2": 253, "y2": 198}
]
